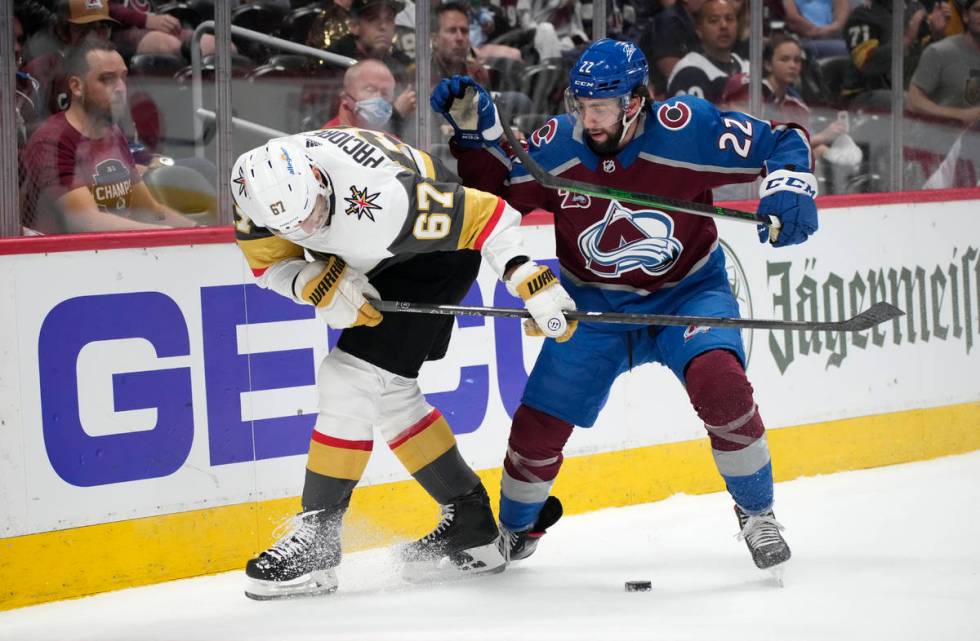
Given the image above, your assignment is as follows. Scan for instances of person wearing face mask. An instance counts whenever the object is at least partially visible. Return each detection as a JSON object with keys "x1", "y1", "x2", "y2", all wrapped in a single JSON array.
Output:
[{"x1": 322, "y1": 59, "x2": 398, "y2": 132}]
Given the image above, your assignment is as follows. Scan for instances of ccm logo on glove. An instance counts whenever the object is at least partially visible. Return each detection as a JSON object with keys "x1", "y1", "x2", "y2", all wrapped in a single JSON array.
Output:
[{"x1": 762, "y1": 173, "x2": 817, "y2": 199}]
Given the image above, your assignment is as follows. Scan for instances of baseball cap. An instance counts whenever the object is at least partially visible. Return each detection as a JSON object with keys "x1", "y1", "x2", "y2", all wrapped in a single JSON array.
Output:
[
  {"x1": 350, "y1": 0, "x2": 406, "y2": 17},
  {"x1": 63, "y1": 0, "x2": 121, "y2": 25}
]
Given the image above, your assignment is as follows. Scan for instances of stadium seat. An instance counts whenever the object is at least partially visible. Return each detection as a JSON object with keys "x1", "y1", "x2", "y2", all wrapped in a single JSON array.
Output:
[
  {"x1": 231, "y1": 3, "x2": 287, "y2": 62},
  {"x1": 265, "y1": 54, "x2": 310, "y2": 72},
  {"x1": 484, "y1": 56, "x2": 525, "y2": 93},
  {"x1": 188, "y1": 0, "x2": 214, "y2": 22},
  {"x1": 812, "y1": 56, "x2": 851, "y2": 109},
  {"x1": 129, "y1": 53, "x2": 186, "y2": 79},
  {"x1": 157, "y1": 2, "x2": 202, "y2": 29},
  {"x1": 521, "y1": 62, "x2": 562, "y2": 114},
  {"x1": 282, "y1": 5, "x2": 324, "y2": 45}
]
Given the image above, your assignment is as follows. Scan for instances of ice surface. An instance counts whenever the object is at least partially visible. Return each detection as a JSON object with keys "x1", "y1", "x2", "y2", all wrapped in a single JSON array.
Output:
[{"x1": 2, "y1": 451, "x2": 979, "y2": 641}]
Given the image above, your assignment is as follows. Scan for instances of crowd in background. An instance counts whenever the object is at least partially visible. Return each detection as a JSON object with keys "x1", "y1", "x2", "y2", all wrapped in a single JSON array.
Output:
[{"x1": 10, "y1": 0, "x2": 980, "y2": 235}]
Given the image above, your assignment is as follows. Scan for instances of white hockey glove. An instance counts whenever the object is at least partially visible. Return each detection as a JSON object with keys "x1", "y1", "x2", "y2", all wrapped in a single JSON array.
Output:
[
  {"x1": 506, "y1": 261, "x2": 577, "y2": 342},
  {"x1": 294, "y1": 257, "x2": 383, "y2": 329}
]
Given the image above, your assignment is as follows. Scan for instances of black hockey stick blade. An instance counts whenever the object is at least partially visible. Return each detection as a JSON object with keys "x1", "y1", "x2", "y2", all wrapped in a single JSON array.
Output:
[
  {"x1": 497, "y1": 113, "x2": 779, "y2": 236},
  {"x1": 371, "y1": 300, "x2": 904, "y2": 333}
]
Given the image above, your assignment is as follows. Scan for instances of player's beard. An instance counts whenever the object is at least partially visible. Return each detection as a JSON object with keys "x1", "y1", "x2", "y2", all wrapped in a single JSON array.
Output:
[
  {"x1": 585, "y1": 120, "x2": 626, "y2": 156},
  {"x1": 80, "y1": 92, "x2": 118, "y2": 127}
]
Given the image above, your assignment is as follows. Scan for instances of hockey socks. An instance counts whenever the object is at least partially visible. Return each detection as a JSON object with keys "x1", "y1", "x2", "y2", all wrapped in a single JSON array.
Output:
[
  {"x1": 499, "y1": 405, "x2": 574, "y2": 531},
  {"x1": 685, "y1": 350, "x2": 774, "y2": 512}
]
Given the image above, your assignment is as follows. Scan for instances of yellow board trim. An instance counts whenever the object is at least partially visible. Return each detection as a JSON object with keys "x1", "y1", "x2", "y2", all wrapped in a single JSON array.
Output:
[{"x1": 2, "y1": 402, "x2": 978, "y2": 611}]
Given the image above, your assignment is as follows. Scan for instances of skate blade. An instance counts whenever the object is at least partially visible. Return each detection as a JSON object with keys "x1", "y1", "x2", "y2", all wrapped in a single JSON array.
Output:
[
  {"x1": 244, "y1": 568, "x2": 338, "y2": 601},
  {"x1": 767, "y1": 564, "x2": 786, "y2": 588},
  {"x1": 401, "y1": 540, "x2": 506, "y2": 584}
]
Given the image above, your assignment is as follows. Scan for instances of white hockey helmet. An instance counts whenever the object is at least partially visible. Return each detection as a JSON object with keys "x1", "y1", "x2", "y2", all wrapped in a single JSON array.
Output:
[{"x1": 230, "y1": 139, "x2": 333, "y2": 242}]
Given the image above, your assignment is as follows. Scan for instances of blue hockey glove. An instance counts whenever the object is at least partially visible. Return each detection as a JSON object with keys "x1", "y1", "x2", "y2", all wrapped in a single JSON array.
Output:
[
  {"x1": 430, "y1": 75, "x2": 503, "y2": 148},
  {"x1": 756, "y1": 169, "x2": 819, "y2": 247}
]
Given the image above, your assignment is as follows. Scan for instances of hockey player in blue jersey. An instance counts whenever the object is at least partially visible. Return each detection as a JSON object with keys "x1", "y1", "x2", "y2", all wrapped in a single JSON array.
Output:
[{"x1": 431, "y1": 38, "x2": 819, "y2": 571}]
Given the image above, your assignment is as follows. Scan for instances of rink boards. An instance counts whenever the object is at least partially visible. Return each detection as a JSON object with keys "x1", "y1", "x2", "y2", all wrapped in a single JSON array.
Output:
[{"x1": 1, "y1": 192, "x2": 979, "y2": 609}]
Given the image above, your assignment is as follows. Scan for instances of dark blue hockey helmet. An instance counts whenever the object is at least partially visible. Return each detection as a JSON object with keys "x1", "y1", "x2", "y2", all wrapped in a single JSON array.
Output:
[{"x1": 568, "y1": 38, "x2": 649, "y2": 100}]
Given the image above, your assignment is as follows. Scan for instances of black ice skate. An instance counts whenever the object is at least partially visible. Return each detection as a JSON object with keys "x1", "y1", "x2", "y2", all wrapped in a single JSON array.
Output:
[
  {"x1": 734, "y1": 505, "x2": 791, "y2": 570},
  {"x1": 245, "y1": 509, "x2": 342, "y2": 600},
  {"x1": 400, "y1": 484, "x2": 505, "y2": 582},
  {"x1": 499, "y1": 495, "x2": 563, "y2": 562}
]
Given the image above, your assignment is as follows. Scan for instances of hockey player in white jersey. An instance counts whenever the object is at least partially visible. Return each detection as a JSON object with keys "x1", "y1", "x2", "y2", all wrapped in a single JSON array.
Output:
[{"x1": 231, "y1": 126, "x2": 576, "y2": 599}]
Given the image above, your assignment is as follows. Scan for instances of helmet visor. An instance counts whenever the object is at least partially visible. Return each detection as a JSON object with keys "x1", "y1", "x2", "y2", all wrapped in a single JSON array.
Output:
[
  {"x1": 277, "y1": 194, "x2": 331, "y2": 242},
  {"x1": 564, "y1": 90, "x2": 625, "y2": 128}
]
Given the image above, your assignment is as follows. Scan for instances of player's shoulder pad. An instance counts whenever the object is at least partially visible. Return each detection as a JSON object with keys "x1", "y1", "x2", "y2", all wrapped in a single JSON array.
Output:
[
  {"x1": 646, "y1": 94, "x2": 720, "y2": 139},
  {"x1": 523, "y1": 114, "x2": 585, "y2": 172}
]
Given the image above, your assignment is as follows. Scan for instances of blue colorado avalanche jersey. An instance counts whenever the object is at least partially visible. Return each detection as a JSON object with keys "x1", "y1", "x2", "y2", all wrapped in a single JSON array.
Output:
[{"x1": 454, "y1": 95, "x2": 813, "y2": 297}]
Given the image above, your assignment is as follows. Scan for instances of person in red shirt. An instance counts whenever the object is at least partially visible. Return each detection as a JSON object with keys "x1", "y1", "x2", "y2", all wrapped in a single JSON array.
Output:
[
  {"x1": 20, "y1": 40, "x2": 196, "y2": 234},
  {"x1": 25, "y1": 0, "x2": 121, "y2": 118},
  {"x1": 322, "y1": 59, "x2": 400, "y2": 132}
]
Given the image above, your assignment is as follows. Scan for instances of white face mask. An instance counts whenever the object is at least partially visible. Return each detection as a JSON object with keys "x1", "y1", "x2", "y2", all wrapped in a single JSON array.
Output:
[{"x1": 355, "y1": 96, "x2": 393, "y2": 127}]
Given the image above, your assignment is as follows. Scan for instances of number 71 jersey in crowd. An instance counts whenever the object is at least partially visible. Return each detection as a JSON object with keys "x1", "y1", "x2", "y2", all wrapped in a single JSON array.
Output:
[
  {"x1": 233, "y1": 127, "x2": 512, "y2": 279},
  {"x1": 457, "y1": 95, "x2": 814, "y2": 295}
]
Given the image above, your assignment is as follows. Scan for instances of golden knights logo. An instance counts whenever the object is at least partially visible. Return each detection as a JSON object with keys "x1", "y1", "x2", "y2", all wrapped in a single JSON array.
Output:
[
  {"x1": 343, "y1": 185, "x2": 382, "y2": 221},
  {"x1": 232, "y1": 165, "x2": 247, "y2": 197},
  {"x1": 577, "y1": 200, "x2": 683, "y2": 277}
]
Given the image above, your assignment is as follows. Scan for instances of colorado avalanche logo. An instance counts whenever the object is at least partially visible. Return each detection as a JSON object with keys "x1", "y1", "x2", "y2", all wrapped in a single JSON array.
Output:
[
  {"x1": 530, "y1": 118, "x2": 558, "y2": 147},
  {"x1": 577, "y1": 201, "x2": 683, "y2": 278},
  {"x1": 657, "y1": 102, "x2": 692, "y2": 131}
]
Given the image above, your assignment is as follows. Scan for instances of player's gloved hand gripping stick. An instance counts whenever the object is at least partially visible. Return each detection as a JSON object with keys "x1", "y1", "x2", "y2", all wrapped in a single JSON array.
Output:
[{"x1": 293, "y1": 256, "x2": 382, "y2": 329}]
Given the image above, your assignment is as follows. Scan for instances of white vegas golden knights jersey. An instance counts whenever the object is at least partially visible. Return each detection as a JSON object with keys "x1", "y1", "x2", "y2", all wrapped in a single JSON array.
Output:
[{"x1": 233, "y1": 127, "x2": 524, "y2": 298}]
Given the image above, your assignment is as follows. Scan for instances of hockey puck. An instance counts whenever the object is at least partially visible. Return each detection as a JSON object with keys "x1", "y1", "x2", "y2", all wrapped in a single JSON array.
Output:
[{"x1": 624, "y1": 580, "x2": 652, "y2": 592}]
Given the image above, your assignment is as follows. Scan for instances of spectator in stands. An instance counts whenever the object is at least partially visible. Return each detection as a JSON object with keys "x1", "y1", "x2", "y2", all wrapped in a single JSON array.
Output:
[
  {"x1": 723, "y1": 33, "x2": 848, "y2": 159},
  {"x1": 328, "y1": 0, "x2": 412, "y2": 81},
  {"x1": 467, "y1": 3, "x2": 533, "y2": 62},
  {"x1": 907, "y1": 0, "x2": 980, "y2": 185},
  {"x1": 908, "y1": 0, "x2": 980, "y2": 127},
  {"x1": 432, "y1": 2, "x2": 491, "y2": 85},
  {"x1": 327, "y1": 0, "x2": 415, "y2": 119},
  {"x1": 842, "y1": 0, "x2": 948, "y2": 109},
  {"x1": 109, "y1": 0, "x2": 185, "y2": 58},
  {"x1": 322, "y1": 59, "x2": 402, "y2": 133},
  {"x1": 514, "y1": 0, "x2": 588, "y2": 61},
  {"x1": 782, "y1": 0, "x2": 851, "y2": 58},
  {"x1": 728, "y1": 0, "x2": 752, "y2": 56},
  {"x1": 430, "y1": 2, "x2": 532, "y2": 133},
  {"x1": 307, "y1": 0, "x2": 354, "y2": 51},
  {"x1": 25, "y1": 0, "x2": 120, "y2": 119},
  {"x1": 652, "y1": 0, "x2": 704, "y2": 95},
  {"x1": 14, "y1": 11, "x2": 43, "y2": 149},
  {"x1": 20, "y1": 41, "x2": 196, "y2": 234},
  {"x1": 667, "y1": 0, "x2": 748, "y2": 102}
]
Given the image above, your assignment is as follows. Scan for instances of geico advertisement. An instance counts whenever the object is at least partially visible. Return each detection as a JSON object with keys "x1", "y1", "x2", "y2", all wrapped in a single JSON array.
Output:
[{"x1": 1, "y1": 202, "x2": 977, "y2": 537}]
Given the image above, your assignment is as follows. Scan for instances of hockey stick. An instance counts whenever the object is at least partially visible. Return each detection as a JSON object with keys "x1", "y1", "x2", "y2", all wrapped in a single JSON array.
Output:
[
  {"x1": 371, "y1": 300, "x2": 903, "y2": 332},
  {"x1": 495, "y1": 103, "x2": 781, "y2": 242}
]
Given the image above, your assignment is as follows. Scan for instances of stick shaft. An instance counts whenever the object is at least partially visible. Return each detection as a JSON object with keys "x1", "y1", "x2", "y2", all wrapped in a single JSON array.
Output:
[
  {"x1": 499, "y1": 119, "x2": 775, "y2": 229},
  {"x1": 372, "y1": 300, "x2": 904, "y2": 333}
]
